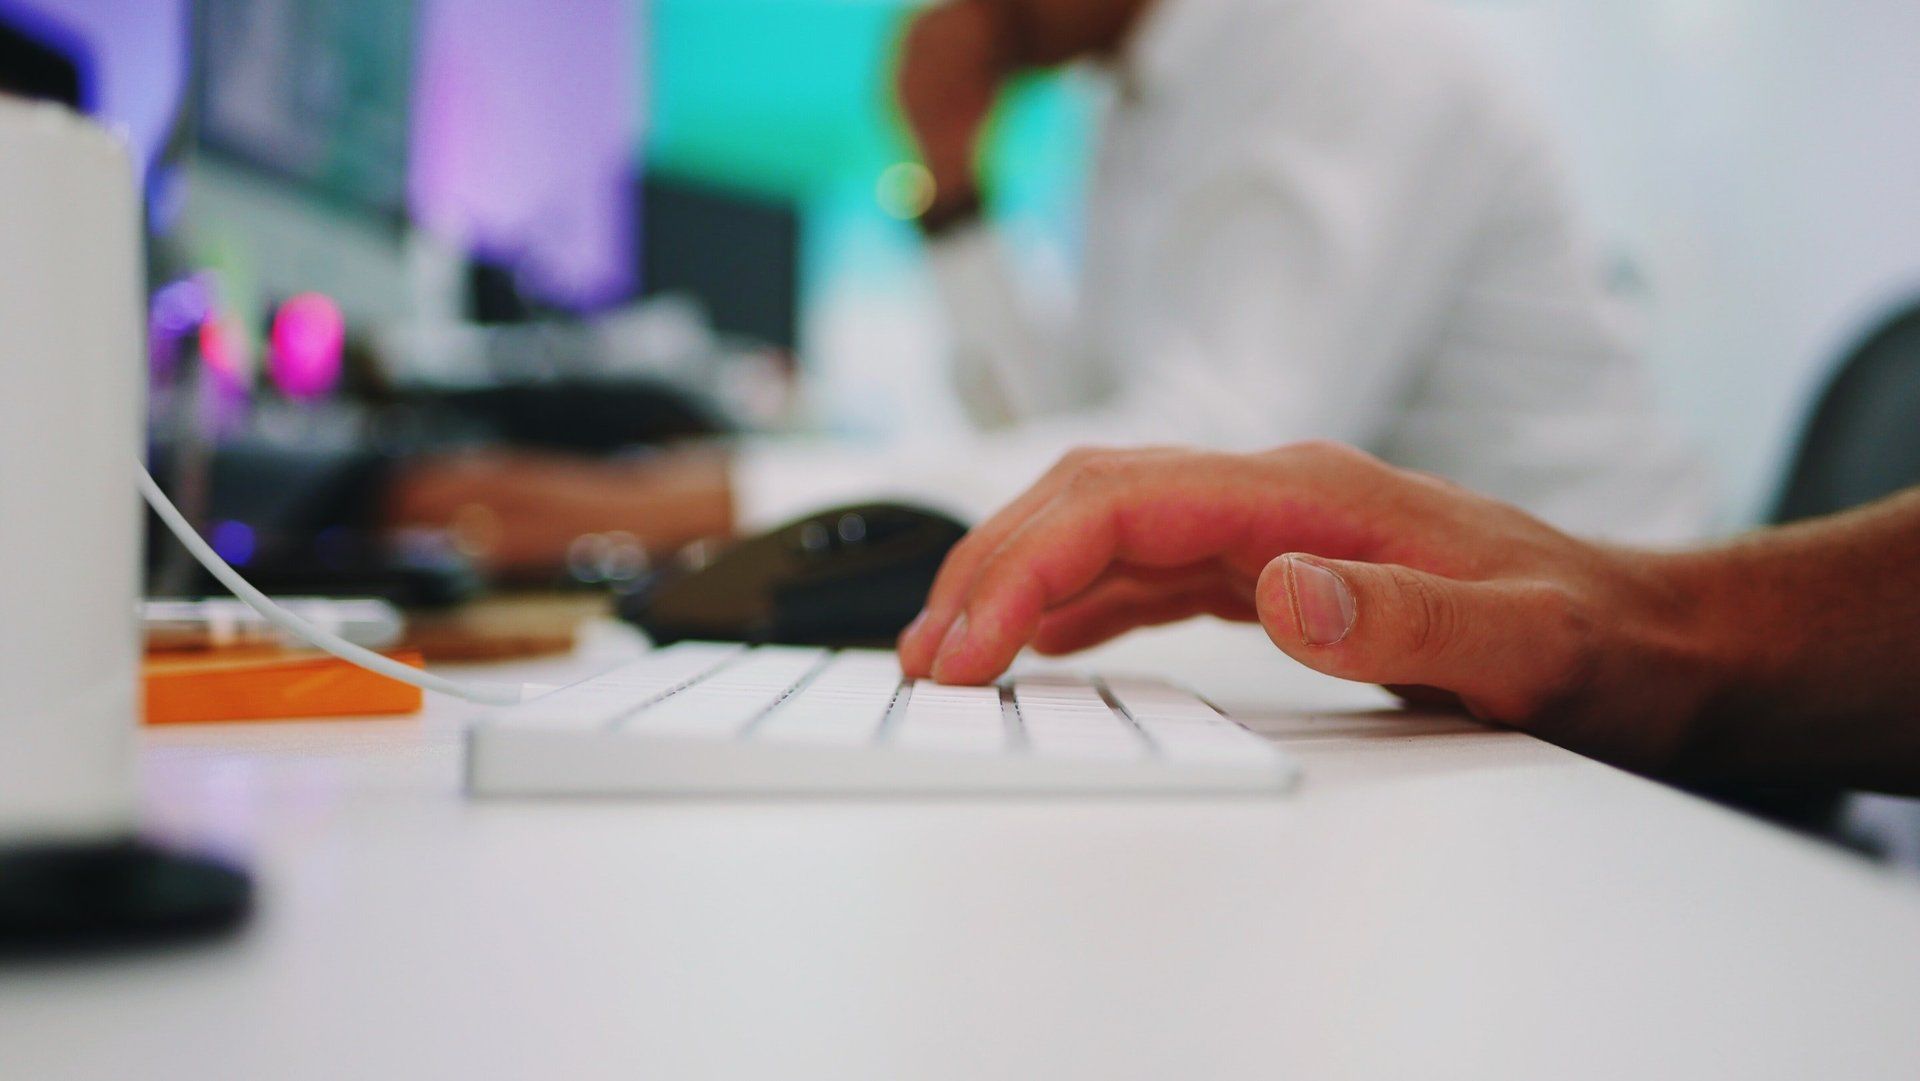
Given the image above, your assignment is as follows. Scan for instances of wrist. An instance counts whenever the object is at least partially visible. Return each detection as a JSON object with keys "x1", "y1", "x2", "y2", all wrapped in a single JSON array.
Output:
[
  {"x1": 916, "y1": 183, "x2": 985, "y2": 237},
  {"x1": 1658, "y1": 547, "x2": 1793, "y2": 696},
  {"x1": 1636, "y1": 546, "x2": 1802, "y2": 773},
  {"x1": 975, "y1": 0, "x2": 1148, "y2": 66},
  {"x1": 644, "y1": 446, "x2": 737, "y2": 542}
]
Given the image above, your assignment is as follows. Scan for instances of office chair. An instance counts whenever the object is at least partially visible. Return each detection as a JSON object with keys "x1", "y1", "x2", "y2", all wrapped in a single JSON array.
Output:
[
  {"x1": 1775, "y1": 297, "x2": 1920, "y2": 865},
  {"x1": 1772, "y1": 298, "x2": 1920, "y2": 523}
]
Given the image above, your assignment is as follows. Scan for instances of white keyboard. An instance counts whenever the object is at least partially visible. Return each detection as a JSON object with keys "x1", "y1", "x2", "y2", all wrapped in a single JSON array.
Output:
[{"x1": 466, "y1": 642, "x2": 1298, "y2": 797}]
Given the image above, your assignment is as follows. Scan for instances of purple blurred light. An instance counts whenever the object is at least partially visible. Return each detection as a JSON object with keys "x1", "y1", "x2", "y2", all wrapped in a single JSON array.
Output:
[
  {"x1": 269, "y1": 292, "x2": 346, "y2": 400},
  {"x1": 209, "y1": 520, "x2": 256, "y2": 567},
  {"x1": 149, "y1": 274, "x2": 213, "y2": 379},
  {"x1": 409, "y1": 0, "x2": 638, "y2": 310},
  {"x1": 151, "y1": 275, "x2": 212, "y2": 335}
]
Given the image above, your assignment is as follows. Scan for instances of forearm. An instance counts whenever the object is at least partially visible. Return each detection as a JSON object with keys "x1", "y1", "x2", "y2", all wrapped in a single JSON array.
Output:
[
  {"x1": 385, "y1": 448, "x2": 734, "y2": 578},
  {"x1": 1667, "y1": 490, "x2": 1920, "y2": 790}
]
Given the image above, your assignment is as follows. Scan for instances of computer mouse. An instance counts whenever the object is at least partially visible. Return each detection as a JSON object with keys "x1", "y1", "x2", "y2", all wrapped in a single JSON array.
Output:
[{"x1": 617, "y1": 502, "x2": 969, "y2": 648}]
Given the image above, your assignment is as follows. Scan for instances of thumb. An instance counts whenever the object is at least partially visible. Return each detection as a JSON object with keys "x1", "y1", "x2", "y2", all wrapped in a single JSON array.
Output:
[{"x1": 1256, "y1": 553, "x2": 1574, "y2": 722}]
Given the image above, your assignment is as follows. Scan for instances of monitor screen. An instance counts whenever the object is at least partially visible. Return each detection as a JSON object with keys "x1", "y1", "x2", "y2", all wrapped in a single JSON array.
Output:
[
  {"x1": 193, "y1": 0, "x2": 415, "y2": 225},
  {"x1": 639, "y1": 174, "x2": 799, "y2": 351}
]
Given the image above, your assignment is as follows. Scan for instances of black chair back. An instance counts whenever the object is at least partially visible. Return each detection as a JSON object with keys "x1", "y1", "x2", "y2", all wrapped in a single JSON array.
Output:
[
  {"x1": 1726, "y1": 297, "x2": 1920, "y2": 850},
  {"x1": 1773, "y1": 299, "x2": 1920, "y2": 523}
]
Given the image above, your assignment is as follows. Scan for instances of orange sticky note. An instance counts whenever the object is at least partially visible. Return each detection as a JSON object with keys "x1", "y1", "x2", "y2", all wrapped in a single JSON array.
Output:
[{"x1": 143, "y1": 650, "x2": 426, "y2": 725}]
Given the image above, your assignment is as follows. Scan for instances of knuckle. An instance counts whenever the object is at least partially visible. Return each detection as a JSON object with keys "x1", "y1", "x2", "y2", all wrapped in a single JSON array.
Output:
[
  {"x1": 1056, "y1": 445, "x2": 1108, "y2": 470},
  {"x1": 931, "y1": 533, "x2": 993, "y2": 600},
  {"x1": 1272, "y1": 438, "x2": 1363, "y2": 465},
  {"x1": 1046, "y1": 447, "x2": 1105, "y2": 486},
  {"x1": 1404, "y1": 466, "x2": 1469, "y2": 494},
  {"x1": 1064, "y1": 449, "x2": 1129, "y2": 490},
  {"x1": 945, "y1": 528, "x2": 986, "y2": 568},
  {"x1": 972, "y1": 554, "x2": 1043, "y2": 629},
  {"x1": 1294, "y1": 437, "x2": 1353, "y2": 460},
  {"x1": 1266, "y1": 440, "x2": 1390, "y2": 483}
]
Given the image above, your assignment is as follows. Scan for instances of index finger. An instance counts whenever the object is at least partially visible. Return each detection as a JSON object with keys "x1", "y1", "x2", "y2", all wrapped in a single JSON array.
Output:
[
  {"x1": 900, "y1": 447, "x2": 1146, "y2": 676},
  {"x1": 894, "y1": 443, "x2": 1182, "y2": 672},
  {"x1": 926, "y1": 453, "x2": 1283, "y2": 683}
]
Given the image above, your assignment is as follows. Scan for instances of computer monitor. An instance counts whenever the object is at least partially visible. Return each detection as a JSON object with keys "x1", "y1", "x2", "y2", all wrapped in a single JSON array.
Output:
[
  {"x1": 177, "y1": 0, "x2": 428, "y2": 327},
  {"x1": 638, "y1": 174, "x2": 800, "y2": 351},
  {"x1": 192, "y1": 0, "x2": 415, "y2": 229}
]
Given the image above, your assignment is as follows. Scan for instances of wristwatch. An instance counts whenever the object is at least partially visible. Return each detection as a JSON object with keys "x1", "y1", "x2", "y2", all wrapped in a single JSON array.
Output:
[{"x1": 916, "y1": 184, "x2": 986, "y2": 238}]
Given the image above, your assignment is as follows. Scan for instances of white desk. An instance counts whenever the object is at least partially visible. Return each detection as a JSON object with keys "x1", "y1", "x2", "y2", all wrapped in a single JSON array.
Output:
[{"x1": 5, "y1": 621, "x2": 1919, "y2": 1080}]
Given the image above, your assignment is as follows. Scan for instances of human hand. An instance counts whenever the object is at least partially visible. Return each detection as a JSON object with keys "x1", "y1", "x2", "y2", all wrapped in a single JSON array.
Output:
[
  {"x1": 386, "y1": 447, "x2": 734, "y2": 581},
  {"x1": 895, "y1": 0, "x2": 1007, "y2": 217},
  {"x1": 897, "y1": 443, "x2": 1725, "y2": 772}
]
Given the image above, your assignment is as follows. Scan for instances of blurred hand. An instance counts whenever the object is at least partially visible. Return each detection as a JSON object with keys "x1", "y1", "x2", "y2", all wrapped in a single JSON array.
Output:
[
  {"x1": 895, "y1": 0, "x2": 1008, "y2": 213},
  {"x1": 386, "y1": 447, "x2": 734, "y2": 580},
  {"x1": 897, "y1": 442, "x2": 1723, "y2": 772}
]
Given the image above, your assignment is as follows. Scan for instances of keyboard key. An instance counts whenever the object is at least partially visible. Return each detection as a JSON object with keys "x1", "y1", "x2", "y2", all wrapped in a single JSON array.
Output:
[
  {"x1": 624, "y1": 646, "x2": 827, "y2": 737},
  {"x1": 891, "y1": 681, "x2": 1007, "y2": 754},
  {"x1": 1014, "y1": 677, "x2": 1149, "y2": 760},
  {"x1": 584, "y1": 641, "x2": 746, "y2": 688},
  {"x1": 485, "y1": 642, "x2": 745, "y2": 729},
  {"x1": 1099, "y1": 677, "x2": 1275, "y2": 765},
  {"x1": 754, "y1": 651, "x2": 901, "y2": 746}
]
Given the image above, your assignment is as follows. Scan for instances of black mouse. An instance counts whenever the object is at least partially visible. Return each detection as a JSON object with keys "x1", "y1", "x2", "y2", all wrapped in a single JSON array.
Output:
[{"x1": 617, "y1": 502, "x2": 969, "y2": 648}]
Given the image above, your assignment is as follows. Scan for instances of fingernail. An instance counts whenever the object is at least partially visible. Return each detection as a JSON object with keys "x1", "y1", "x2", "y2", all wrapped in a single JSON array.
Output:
[
  {"x1": 930, "y1": 613, "x2": 970, "y2": 678},
  {"x1": 1285, "y1": 556, "x2": 1354, "y2": 646},
  {"x1": 901, "y1": 609, "x2": 931, "y2": 649}
]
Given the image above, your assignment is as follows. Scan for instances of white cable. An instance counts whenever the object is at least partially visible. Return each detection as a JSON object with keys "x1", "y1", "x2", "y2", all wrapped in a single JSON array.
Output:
[{"x1": 137, "y1": 460, "x2": 524, "y2": 706}]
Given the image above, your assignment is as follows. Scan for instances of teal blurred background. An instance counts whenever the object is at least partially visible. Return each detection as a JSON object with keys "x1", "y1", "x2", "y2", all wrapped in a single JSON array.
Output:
[
  {"x1": 644, "y1": 0, "x2": 1095, "y2": 436},
  {"x1": 647, "y1": 0, "x2": 1090, "y2": 238}
]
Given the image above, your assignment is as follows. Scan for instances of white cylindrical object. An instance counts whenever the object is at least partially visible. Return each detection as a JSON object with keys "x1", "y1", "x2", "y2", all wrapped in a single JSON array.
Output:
[{"x1": 0, "y1": 100, "x2": 145, "y2": 844}]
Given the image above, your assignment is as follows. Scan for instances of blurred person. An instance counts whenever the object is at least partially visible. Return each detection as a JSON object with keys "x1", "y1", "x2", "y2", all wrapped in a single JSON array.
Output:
[
  {"x1": 391, "y1": 0, "x2": 1714, "y2": 576},
  {"x1": 897, "y1": 442, "x2": 1920, "y2": 792},
  {"x1": 881, "y1": 0, "x2": 1710, "y2": 541}
]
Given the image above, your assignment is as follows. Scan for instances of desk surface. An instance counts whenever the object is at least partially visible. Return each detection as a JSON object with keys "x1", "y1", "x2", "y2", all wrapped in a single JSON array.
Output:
[{"x1": 5, "y1": 621, "x2": 1918, "y2": 1080}]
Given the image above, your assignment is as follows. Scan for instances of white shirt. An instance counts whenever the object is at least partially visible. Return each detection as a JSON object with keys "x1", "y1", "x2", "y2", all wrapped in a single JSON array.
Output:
[{"x1": 741, "y1": 0, "x2": 1714, "y2": 544}]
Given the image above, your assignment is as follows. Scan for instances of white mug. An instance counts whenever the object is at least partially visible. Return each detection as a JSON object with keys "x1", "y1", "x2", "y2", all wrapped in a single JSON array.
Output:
[{"x1": 0, "y1": 99, "x2": 145, "y2": 845}]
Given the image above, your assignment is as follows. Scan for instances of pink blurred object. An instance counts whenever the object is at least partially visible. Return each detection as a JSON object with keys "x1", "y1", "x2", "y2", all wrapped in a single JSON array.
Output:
[
  {"x1": 197, "y1": 316, "x2": 247, "y2": 381},
  {"x1": 194, "y1": 317, "x2": 253, "y2": 437},
  {"x1": 268, "y1": 292, "x2": 346, "y2": 400}
]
